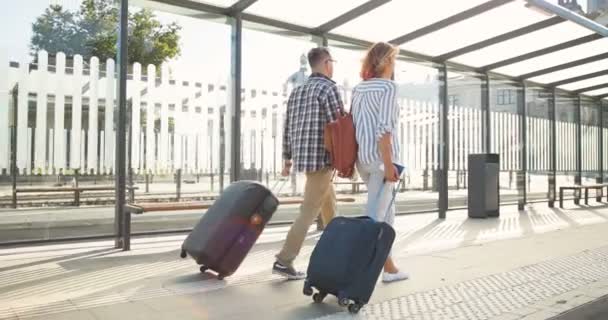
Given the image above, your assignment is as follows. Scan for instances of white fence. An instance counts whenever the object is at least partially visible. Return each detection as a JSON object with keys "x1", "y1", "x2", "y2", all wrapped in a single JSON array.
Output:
[{"x1": 0, "y1": 50, "x2": 602, "y2": 176}]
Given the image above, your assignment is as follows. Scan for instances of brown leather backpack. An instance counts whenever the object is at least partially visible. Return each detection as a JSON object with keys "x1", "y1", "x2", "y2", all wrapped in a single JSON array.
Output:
[{"x1": 324, "y1": 113, "x2": 358, "y2": 178}]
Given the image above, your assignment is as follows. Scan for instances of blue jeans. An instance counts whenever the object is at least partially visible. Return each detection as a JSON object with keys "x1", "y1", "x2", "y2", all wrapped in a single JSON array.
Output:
[{"x1": 356, "y1": 161, "x2": 396, "y2": 227}]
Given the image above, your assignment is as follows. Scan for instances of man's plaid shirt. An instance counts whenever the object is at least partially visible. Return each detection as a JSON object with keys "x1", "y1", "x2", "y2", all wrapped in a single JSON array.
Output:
[{"x1": 283, "y1": 73, "x2": 344, "y2": 173}]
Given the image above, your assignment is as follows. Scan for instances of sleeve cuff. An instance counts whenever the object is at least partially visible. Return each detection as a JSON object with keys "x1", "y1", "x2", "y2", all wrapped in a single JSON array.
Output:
[{"x1": 375, "y1": 124, "x2": 393, "y2": 141}]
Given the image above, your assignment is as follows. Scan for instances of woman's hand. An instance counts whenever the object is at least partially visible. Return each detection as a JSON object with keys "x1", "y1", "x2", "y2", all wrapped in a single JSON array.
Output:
[{"x1": 384, "y1": 164, "x2": 399, "y2": 182}]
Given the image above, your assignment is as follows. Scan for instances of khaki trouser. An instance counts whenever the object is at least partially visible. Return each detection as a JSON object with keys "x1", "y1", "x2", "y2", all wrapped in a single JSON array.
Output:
[{"x1": 276, "y1": 167, "x2": 336, "y2": 267}]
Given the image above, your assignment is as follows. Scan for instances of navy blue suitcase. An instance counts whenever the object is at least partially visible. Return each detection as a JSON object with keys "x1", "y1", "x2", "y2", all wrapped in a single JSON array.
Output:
[{"x1": 303, "y1": 216, "x2": 395, "y2": 313}]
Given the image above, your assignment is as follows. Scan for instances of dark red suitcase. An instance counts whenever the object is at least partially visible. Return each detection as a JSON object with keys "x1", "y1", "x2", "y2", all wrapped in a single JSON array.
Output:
[{"x1": 180, "y1": 181, "x2": 279, "y2": 279}]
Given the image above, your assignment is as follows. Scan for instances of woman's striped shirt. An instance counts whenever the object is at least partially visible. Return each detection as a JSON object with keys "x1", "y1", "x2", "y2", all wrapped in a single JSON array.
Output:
[{"x1": 351, "y1": 78, "x2": 400, "y2": 165}]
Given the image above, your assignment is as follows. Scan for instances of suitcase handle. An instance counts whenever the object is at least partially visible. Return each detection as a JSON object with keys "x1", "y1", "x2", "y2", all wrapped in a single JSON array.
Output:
[{"x1": 367, "y1": 178, "x2": 402, "y2": 222}]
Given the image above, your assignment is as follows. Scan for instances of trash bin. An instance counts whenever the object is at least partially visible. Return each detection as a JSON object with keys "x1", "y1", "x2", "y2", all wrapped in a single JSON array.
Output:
[{"x1": 468, "y1": 154, "x2": 499, "y2": 218}]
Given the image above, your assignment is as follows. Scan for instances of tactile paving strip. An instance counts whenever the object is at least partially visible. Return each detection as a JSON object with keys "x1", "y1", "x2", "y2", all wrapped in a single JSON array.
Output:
[{"x1": 314, "y1": 245, "x2": 608, "y2": 320}]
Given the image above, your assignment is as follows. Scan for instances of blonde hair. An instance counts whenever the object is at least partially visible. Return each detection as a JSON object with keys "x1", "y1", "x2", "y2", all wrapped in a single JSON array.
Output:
[{"x1": 360, "y1": 42, "x2": 398, "y2": 80}]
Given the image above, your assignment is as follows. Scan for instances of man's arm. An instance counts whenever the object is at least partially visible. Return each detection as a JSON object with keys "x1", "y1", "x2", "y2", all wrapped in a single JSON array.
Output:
[
  {"x1": 282, "y1": 93, "x2": 294, "y2": 161},
  {"x1": 281, "y1": 92, "x2": 296, "y2": 176}
]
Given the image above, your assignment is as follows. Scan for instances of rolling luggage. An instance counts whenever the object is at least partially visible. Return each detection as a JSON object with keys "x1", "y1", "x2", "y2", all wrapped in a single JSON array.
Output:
[
  {"x1": 180, "y1": 180, "x2": 279, "y2": 279},
  {"x1": 303, "y1": 181, "x2": 399, "y2": 314}
]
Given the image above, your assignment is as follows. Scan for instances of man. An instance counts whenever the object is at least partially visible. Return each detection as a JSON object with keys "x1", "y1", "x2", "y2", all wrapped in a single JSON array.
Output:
[{"x1": 272, "y1": 47, "x2": 344, "y2": 280}]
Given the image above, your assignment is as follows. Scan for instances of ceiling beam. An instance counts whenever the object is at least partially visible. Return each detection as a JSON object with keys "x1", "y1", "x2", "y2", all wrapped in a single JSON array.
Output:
[
  {"x1": 389, "y1": 0, "x2": 513, "y2": 45},
  {"x1": 548, "y1": 69, "x2": 608, "y2": 87},
  {"x1": 526, "y1": 0, "x2": 608, "y2": 37},
  {"x1": 313, "y1": 0, "x2": 391, "y2": 34},
  {"x1": 573, "y1": 83, "x2": 608, "y2": 94},
  {"x1": 241, "y1": 12, "x2": 313, "y2": 35},
  {"x1": 480, "y1": 33, "x2": 602, "y2": 71},
  {"x1": 228, "y1": 0, "x2": 258, "y2": 14},
  {"x1": 435, "y1": 16, "x2": 564, "y2": 62},
  {"x1": 595, "y1": 93, "x2": 608, "y2": 99},
  {"x1": 519, "y1": 52, "x2": 608, "y2": 80}
]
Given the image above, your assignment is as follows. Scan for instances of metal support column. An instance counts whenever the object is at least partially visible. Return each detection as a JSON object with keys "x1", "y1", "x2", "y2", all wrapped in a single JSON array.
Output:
[
  {"x1": 518, "y1": 83, "x2": 527, "y2": 211},
  {"x1": 229, "y1": 14, "x2": 243, "y2": 182},
  {"x1": 127, "y1": 100, "x2": 134, "y2": 203},
  {"x1": 575, "y1": 96, "x2": 582, "y2": 205},
  {"x1": 601, "y1": 101, "x2": 605, "y2": 182},
  {"x1": 115, "y1": 0, "x2": 129, "y2": 250},
  {"x1": 10, "y1": 86, "x2": 17, "y2": 209},
  {"x1": 321, "y1": 35, "x2": 328, "y2": 47},
  {"x1": 549, "y1": 90, "x2": 557, "y2": 207},
  {"x1": 482, "y1": 74, "x2": 491, "y2": 153},
  {"x1": 597, "y1": 100, "x2": 603, "y2": 201},
  {"x1": 438, "y1": 64, "x2": 449, "y2": 219}
]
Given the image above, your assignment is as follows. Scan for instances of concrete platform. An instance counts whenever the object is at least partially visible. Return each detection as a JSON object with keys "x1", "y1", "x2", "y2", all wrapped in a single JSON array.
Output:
[{"x1": 2, "y1": 203, "x2": 608, "y2": 319}]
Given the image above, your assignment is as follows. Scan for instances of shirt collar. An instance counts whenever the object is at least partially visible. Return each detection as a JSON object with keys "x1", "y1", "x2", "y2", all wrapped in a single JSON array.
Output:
[{"x1": 309, "y1": 72, "x2": 335, "y2": 83}]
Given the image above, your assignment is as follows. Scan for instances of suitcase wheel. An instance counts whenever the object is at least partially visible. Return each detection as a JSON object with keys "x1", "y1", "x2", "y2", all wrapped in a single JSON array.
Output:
[
  {"x1": 338, "y1": 297, "x2": 350, "y2": 307},
  {"x1": 348, "y1": 303, "x2": 362, "y2": 314},
  {"x1": 217, "y1": 274, "x2": 225, "y2": 281},
  {"x1": 312, "y1": 292, "x2": 326, "y2": 303},
  {"x1": 199, "y1": 266, "x2": 208, "y2": 273},
  {"x1": 180, "y1": 250, "x2": 187, "y2": 259},
  {"x1": 303, "y1": 284, "x2": 313, "y2": 296}
]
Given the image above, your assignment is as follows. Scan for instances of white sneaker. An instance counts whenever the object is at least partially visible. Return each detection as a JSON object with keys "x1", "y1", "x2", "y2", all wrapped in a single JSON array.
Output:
[{"x1": 382, "y1": 271, "x2": 409, "y2": 283}]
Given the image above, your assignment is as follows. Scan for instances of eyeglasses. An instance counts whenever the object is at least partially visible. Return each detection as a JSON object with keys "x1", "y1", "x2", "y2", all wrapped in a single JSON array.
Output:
[{"x1": 325, "y1": 59, "x2": 337, "y2": 64}]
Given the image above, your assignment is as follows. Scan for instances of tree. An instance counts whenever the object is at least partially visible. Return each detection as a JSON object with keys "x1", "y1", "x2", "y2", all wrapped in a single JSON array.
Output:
[{"x1": 30, "y1": 0, "x2": 181, "y2": 66}]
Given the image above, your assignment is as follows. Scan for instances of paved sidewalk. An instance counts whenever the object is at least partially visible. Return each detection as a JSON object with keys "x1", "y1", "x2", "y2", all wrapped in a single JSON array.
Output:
[{"x1": 2, "y1": 203, "x2": 608, "y2": 319}]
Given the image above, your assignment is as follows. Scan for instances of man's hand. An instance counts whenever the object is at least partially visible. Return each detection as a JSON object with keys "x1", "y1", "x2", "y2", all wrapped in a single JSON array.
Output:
[{"x1": 281, "y1": 160, "x2": 293, "y2": 177}]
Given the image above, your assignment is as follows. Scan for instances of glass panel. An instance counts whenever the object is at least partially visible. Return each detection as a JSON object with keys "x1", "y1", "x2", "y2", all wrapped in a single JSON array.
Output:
[
  {"x1": 603, "y1": 104, "x2": 608, "y2": 182},
  {"x1": 490, "y1": 79, "x2": 522, "y2": 204},
  {"x1": 447, "y1": 71, "x2": 483, "y2": 209},
  {"x1": 583, "y1": 88, "x2": 608, "y2": 96},
  {"x1": 494, "y1": 38, "x2": 608, "y2": 77},
  {"x1": 581, "y1": 100, "x2": 601, "y2": 185},
  {"x1": 242, "y1": 28, "x2": 315, "y2": 203},
  {"x1": 528, "y1": 59, "x2": 608, "y2": 84},
  {"x1": 0, "y1": 0, "x2": 124, "y2": 242},
  {"x1": 559, "y1": 75, "x2": 608, "y2": 91},
  {"x1": 526, "y1": 87, "x2": 552, "y2": 202},
  {"x1": 126, "y1": 3, "x2": 232, "y2": 234},
  {"x1": 584, "y1": 87, "x2": 608, "y2": 96},
  {"x1": 333, "y1": 0, "x2": 489, "y2": 42},
  {"x1": 555, "y1": 94, "x2": 577, "y2": 191},
  {"x1": 246, "y1": 0, "x2": 369, "y2": 28},
  {"x1": 394, "y1": 61, "x2": 440, "y2": 213},
  {"x1": 452, "y1": 22, "x2": 593, "y2": 68},
  {"x1": 327, "y1": 44, "x2": 366, "y2": 113},
  {"x1": 401, "y1": 1, "x2": 552, "y2": 57}
]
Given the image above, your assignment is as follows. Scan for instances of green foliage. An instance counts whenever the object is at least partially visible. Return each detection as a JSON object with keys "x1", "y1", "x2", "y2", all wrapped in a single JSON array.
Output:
[{"x1": 30, "y1": 0, "x2": 182, "y2": 66}]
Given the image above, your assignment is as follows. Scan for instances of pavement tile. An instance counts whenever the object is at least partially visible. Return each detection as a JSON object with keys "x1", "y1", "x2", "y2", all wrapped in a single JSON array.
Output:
[
  {"x1": 519, "y1": 309, "x2": 559, "y2": 320},
  {"x1": 24, "y1": 310, "x2": 97, "y2": 320},
  {"x1": 490, "y1": 313, "x2": 523, "y2": 320}
]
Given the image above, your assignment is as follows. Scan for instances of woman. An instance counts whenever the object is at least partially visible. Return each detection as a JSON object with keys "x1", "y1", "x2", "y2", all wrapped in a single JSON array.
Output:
[{"x1": 351, "y1": 42, "x2": 408, "y2": 283}]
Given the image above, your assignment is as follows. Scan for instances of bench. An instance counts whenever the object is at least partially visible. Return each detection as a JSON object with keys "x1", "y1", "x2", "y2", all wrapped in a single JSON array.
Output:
[
  {"x1": 120, "y1": 196, "x2": 356, "y2": 250},
  {"x1": 333, "y1": 181, "x2": 366, "y2": 194},
  {"x1": 15, "y1": 185, "x2": 138, "y2": 206},
  {"x1": 559, "y1": 184, "x2": 608, "y2": 208}
]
